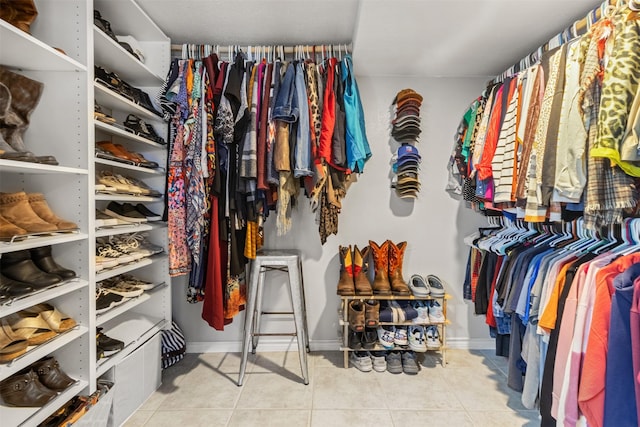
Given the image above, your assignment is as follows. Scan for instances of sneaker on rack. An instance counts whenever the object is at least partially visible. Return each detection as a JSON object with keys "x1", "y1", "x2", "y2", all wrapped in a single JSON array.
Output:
[
  {"x1": 95, "y1": 255, "x2": 119, "y2": 270},
  {"x1": 95, "y1": 209, "x2": 119, "y2": 227},
  {"x1": 119, "y1": 274, "x2": 157, "y2": 290},
  {"x1": 425, "y1": 326, "x2": 441, "y2": 350},
  {"x1": 95, "y1": 288, "x2": 127, "y2": 314},
  {"x1": 105, "y1": 202, "x2": 147, "y2": 223},
  {"x1": 108, "y1": 235, "x2": 147, "y2": 260},
  {"x1": 135, "y1": 204, "x2": 162, "y2": 221},
  {"x1": 96, "y1": 328, "x2": 124, "y2": 357},
  {"x1": 96, "y1": 238, "x2": 136, "y2": 264},
  {"x1": 377, "y1": 326, "x2": 395, "y2": 350},
  {"x1": 100, "y1": 278, "x2": 144, "y2": 297},
  {"x1": 401, "y1": 351, "x2": 420, "y2": 375},
  {"x1": 408, "y1": 326, "x2": 427, "y2": 352},
  {"x1": 386, "y1": 351, "x2": 403, "y2": 374},
  {"x1": 350, "y1": 351, "x2": 373, "y2": 372},
  {"x1": 369, "y1": 351, "x2": 387, "y2": 372},
  {"x1": 393, "y1": 326, "x2": 408, "y2": 346},
  {"x1": 130, "y1": 233, "x2": 164, "y2": 255},
  {"x1": 412, "y1": 301, "x2": 429, "y2": 325},
  {"x1": 428, "y1": 300, "x2": 446, "y2": 323}
]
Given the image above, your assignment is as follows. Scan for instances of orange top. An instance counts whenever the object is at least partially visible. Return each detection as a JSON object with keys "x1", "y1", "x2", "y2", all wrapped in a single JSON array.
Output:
[{"x1": 539, "y1": 261, "x2": 574, "y2": 331}]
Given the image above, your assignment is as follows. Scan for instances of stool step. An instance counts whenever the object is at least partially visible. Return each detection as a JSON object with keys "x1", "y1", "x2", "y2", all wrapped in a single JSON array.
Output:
[
  {"x1": 252, "y1": 332, "x2": 297, "y2": 337},
  {"x1": 261, "y1": 311, "x2": 294, "y2": 315}
]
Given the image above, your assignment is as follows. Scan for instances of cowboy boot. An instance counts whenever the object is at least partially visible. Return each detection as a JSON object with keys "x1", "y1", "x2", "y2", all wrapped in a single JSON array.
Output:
[
  {"x1": 0, "y1": 66, "x2": 43, "y2": 153},
  {"x1": 337, "y1": 245, "x2": 355, "y2": 296},
  {"x1": 353, "y1": 245, "x2": 373, "y2": 296},
  {"x1": 388, "y1": 241, "x2": 411, "y2": 296},
  {"x1": 27, "y1": 193, "x2": 78, "y2": 231},
  {"x1": 0, "y1": 192, "x2": 57, "y2": 233},
  {"x1": 0, "y1": 0, "x2": 38, "y2": 34},
  {"x1": 368, "y1": 240, "x2": 392, "y2": 295}
]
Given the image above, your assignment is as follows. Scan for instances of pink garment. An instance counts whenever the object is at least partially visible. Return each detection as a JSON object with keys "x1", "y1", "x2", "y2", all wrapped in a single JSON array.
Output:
[
  {"x1": 631, "y1": 276, "x2": 640, "y2": 424},
  {"x1": 579, "y1": 252, "x2": 640, "y2": 427}
]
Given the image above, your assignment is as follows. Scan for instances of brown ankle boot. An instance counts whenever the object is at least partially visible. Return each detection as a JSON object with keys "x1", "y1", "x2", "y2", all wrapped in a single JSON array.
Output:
[
  {"x1": 353, "y1": 245, "x2": 373, "y2": 296},
  {"x1": 0, "y1": 66, "x2": 43, "y2": 152},
  {"x1": 337, "y1": 245, "x2": 355, "y2": 296},
  {"x1": 27, "y1": 193, "x2": 77, "y2": 231},
  {"x1": 348, "y1": 300, "x2": 365, "y2": 332},
  {"x1": 0, "y1": 192, "x2": 56, "y2": 233},
  {"x1": 365, "y1": 300, "x2": 380, "y2": 327},
  {"x1": 388, "y1": 241, "x2": 411, "y2": 296},
  {"x1": 369, "y1": 240, "x2": 392, "y2": 295},
  {"x1": 0, "y1": 213, "x2": 27, "y2": 240},
  {"x1": 0, "y1": 0, "x2": 38, "y2": 34}
]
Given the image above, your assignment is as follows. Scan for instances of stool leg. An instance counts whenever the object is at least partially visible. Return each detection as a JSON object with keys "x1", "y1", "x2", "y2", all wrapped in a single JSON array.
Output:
[
  {"x1": 287, "y1": 259, "x2": 309, "y2": 385},
  {"x1": 298, "y1": 258, "x2": 310, "y2": 352},
  {"x1": 238, "y1": 260, "x2": 261, "y2": 386},
  {"x1": 252, "y1": 266, "x2": 266, "y2": 353}
]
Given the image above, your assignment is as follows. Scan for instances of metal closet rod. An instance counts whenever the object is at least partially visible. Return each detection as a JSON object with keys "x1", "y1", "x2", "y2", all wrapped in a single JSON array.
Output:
[{"x1": 170, "y1": 43, "x2": 352, "y2": 54}]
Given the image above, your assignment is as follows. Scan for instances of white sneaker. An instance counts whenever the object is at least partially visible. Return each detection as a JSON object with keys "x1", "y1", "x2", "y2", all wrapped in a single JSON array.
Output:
[
  {"x1": 428, "y1": 300, "x2": 445, "y2": 323},
  {"x1": 425, "y1": 326, "x2": 441, "y2": 350},
  {"x1": 393, "y1": 326, "x2": 408, "y2": 346},
  {"x1": 350, "y1": 351, "x2": 373, "y2": 372},
  {"x1": 377, "y1": 326, "x2": 395, "y2": 350},
  {"x1": 412, "y1": 301, "x2": 429, "y2": 324},
  {"x1": 95, "y1": 254, "x2": 119, "y2": 269},
  {"x1": 369, "y1": 351, "x2": 387, "y2": 372},
  {"x1": 408, "y1": 326, "x2": 427, "y2": 352}
]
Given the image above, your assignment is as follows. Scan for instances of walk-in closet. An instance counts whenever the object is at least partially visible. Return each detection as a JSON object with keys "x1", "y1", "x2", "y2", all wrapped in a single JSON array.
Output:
[{"x1": 1, "y1": 0, "x2": 638, "y2": 426}]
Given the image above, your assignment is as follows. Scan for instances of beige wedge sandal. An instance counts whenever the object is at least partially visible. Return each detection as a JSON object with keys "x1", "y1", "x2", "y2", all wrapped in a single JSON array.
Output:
[
  {"x1": 23, "y1": 303, "x2": 77, "y2": 333},
  {"x1": 0, "y1": 319, "x2": 28, "y2": 362},
  {"x1": 6, "y1": 311, "x2": 58, "y2": 346}
]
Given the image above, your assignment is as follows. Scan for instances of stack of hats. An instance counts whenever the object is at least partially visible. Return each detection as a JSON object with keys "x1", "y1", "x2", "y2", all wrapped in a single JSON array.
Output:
[{"x1": 391, "y1": 89, "x2": 423, "y2": 199}]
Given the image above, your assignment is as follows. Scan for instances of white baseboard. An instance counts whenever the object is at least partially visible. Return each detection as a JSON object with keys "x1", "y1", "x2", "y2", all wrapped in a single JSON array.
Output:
[{"x1": 187, "y1": 338, "x2": 494, "y2": 353}]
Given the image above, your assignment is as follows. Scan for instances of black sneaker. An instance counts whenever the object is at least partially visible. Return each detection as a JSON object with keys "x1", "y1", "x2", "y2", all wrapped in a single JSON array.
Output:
[
  {"x1": 105, "y1": 201, "x2": 147, "y2": 223},
  {"x1": 135, "y1": 204, "x2": 162, "y2": 221},
  {"x1": 96, "y1": 288, "x2": 126, "y2": 313},
  {"x1": 124, "y1": 114, "x2": 166, "y2": 144},
  {"x1": 96, "y1": 328, "x2": 124, "y2": 356}
]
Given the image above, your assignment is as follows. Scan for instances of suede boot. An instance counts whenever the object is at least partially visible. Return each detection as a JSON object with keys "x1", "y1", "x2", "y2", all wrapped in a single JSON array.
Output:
[
  {"x1": 0, "y1": 250, "x2": 62, "y2": 288},
  {"x1": 388, "y1": 241, "x2": 411, "y2": 296},
  {"x1": 0, "y1": 192, "x2": 57, "y2": 233},
  {"x1": 30, "y1": 246, "x2": 76, "y2": 280},
  {"x1": 27, "y1": 193, "x2": 78, "y2": 231},
  {"x1": 369, "y1": 240, "x2": 392, "y2": 295},
  {"x1": 0, "y1": 66, "x2": 43, "y2": 152},
  {"x1": 348, "y1": 300, "x2": 365, "y2": 332},
  {"x1": 0, "y1": 212, "x2": 27, "y2": 240},
  {"x1": 0, "y1": 0, "x2": 38, "y2": 34},
  {"x1": 353, "y1": 245, "x2": 373, "y2": 296},
  {"x1": 337, "y1": 245, "x2": 355, "y2": 296}
]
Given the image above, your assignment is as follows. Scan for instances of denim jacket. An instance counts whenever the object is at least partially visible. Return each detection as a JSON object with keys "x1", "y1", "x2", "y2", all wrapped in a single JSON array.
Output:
[{"x1": 272, "y1": 62, "x2": 298, "y2": 122}]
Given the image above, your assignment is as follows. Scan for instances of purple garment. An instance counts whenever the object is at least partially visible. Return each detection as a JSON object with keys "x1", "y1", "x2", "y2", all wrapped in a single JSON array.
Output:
[
  {"x1": 603, "y1": 262, "x2": 640, "y2": 427},
  {"x1": 632, "y1": 277, "x2": 640, "y2": 425}
]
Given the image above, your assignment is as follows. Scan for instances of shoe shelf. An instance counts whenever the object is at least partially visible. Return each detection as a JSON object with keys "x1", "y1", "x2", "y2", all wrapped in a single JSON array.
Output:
[
  {"x1": 0, "y1": 20, "x2": 86, "y2": 72},
  {"x1": 0, "y1": 232, "x2": 88, "y2": 255},
  {"x1": 0, "y1": 159, "x2": 89, "y2": 176},
  {"x1": 95, "y1": 254, "x2": 166, "y2": 282},
  {"x1": 94, "y1": 83, "x2": 162, "y2": 121},
  {"x1": 95, "y1": 193, "x2": 163, "y2": 203},
  {"x1": 339, "y1": 294, "x2": 451, "y2": 301},
  {"x1": 95, "y1": 222, "x2": 165, "y2": 238},
  {"x1": 94, "y1": 27, "x2": 164, "y2": 86},
  {"x1": 96, "y1": 283, "x2": 167, "y2": 327},
  {"x1": 338, "y1": 319, "x2": 451, "y2": 327},
  {"x1": 94, "y1": 120, "x2": 165, "y2": 149},
  {"x1": 96, "y1": 312, "x2": 166, "y2": 377},
  {"x1": 0, "y1": 325, "x2": 88, "y2": 381},
  {"x1": 0, "y1": 379, "x2": 88, "y2": 427},
  {"x1": 94, "y1": 157, "x2": 165, "y2": 175},
  {"x1": 0, "y1": 279, "x2": 87, "y2": 319}
]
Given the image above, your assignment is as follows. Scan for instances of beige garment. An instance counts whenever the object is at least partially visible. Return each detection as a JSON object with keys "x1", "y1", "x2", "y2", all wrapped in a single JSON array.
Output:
[
  {"x1": 274, "y1": 121, "x2": 290, "y2": 171},
  {"x1": 620, "y1": 82, "x2": 640, "y2": 162}
]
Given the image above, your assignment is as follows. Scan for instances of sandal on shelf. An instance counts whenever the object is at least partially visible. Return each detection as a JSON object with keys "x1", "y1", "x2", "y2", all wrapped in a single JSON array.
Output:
[
  {"x1": 94, "y1": 102, "x2": 116, "y2": 124},
  {"x1": 0, "y1": 319, "x2": 28, "y2": 362},
  {"x1": 23, "y1": 303, "x2": 77, "y2": 333},
  {"x1": 6, "y1": 311, "x2": 58, "y2": 346},
  {"x1": 123, "y1": 114, "x2": 166, "y2": 144}
]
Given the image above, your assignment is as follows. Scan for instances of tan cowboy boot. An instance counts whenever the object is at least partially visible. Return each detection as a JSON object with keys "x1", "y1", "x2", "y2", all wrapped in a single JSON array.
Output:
[
  {"x1": 353, "y1": 245, "x2": 373, "y2": 296},
  {"x1": 369, "y1": 240, "x2": 392, "y2": 295},
  {"x1": 337, "y1": 245, "x2": 355, "y2": 296},
  {"x1": 388, "y1": 241, "x2": 411, "y2": 296}
]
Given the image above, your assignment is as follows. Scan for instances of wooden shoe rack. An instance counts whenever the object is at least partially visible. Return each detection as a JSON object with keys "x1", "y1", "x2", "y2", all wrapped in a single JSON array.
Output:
[{"x1": 338, "y1": 294, "x2": 450, "y2": 369}]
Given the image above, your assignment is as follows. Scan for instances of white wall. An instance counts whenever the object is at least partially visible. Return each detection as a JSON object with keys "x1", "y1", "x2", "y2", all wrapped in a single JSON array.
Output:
[{"x1": 172, "y1": 75, "x2": 494, "y2": 352}]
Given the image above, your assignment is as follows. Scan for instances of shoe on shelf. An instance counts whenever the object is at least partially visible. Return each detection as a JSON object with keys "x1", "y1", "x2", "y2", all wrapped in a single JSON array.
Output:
[
  {"x1": 94, "y1": 102, "x2": 116, "y2": 124},
  {"x1": 348, "y1": 300, "x2": 365, "y2": 332},
  {"x1": 96, "y1": 327, "x2": 124, "y2": 357},
  {"x1": 409, "y1": 274, "x2": 430, "y2": 297},
  {"x1": 408, "y1": 326, "x2": 427, "y2": 352},
  {"x1": 425, "y1": 326, "x2": 441, "y2": 350},
  {"x1": 389, "y1": 300, "x2": 418, "y2": 321},
  {"x1": 361, "y1": 327, "x2": 378, "y2": 350},
  {"x1": 364, "y1": 299, "x2": 379, "y2": 327},
  {"x1": 29, "y1": 245, "x2": 76, "y2": 280},
  {"x1": 27, "y1": 193, "x2": 78, "y2": 231},
  {"x1": 94, "y1": 10, "x2": 118, "y2": 42},
  {"x1": 350, "y1": 351, "x2": 373, "y2": 372},
  {"x1": 104, "y1": 201, "x2": 147, "y2": 223},
  {"x1": 428, "y1": 300, "x2": 446, "y2": 323},
  {"x1": 0, "y1": 191, "x2": 58, "y2": 233},
  {"x1": 369, "y1": 351, "x2": 387, "y2": 372},
  {"x1": 0, "y1": 212, "x2": 28, "y2": 240},
  {"x1": 95, "y1": 144, "x2": 133, "y2": 165},
  {"x1": 23, "y1": 303, "x2": 76, "y2": 333},
  {"x1": 124, "y1": 114, "x2": 166, "y2": 144},
  {"x1": 0, "y1": 318, "x2": 28, "y2": 363},
  {"x1": 31, "y1": 356, "x2": 75, "y2": 391},
  {"x1": 95, "y1": 255, "x2": 119, "y2": 270},
  {"x1": 0, "y1": 370, "x2": 57, "y2": 407},
  {"x1": 95, "y1": 288, "x2": 128, "y2": 314},
  {"x1": 135, "y1": 204, "x2": 161, "y2": 221},
  {"x1": 386, "y1": 351, "x2": 403, "y2": 374},
  {"x1": 96, "y1": 238, "x2": 136, "y2": 264},
  {"x1": 99, "y1": 277, "x2": 144, "y2": 297},
  {"x1": 0, "y1": 273, "x2": 34, "y2": 299},
  {"x1": 105, "y1": 235, "x2": 146, "y2": 261},
  {"x1": 412, "y1": 301, "x2": 429, "y2": 325},
  {"x1": 95, "y1": 209, "x2": 119, "y2": 227},
  {"x1": 393, "y1": 326, "x2": 408, "y2": 346},
  {"x1": 119, "y1": 274, "x2": 157, "y2": 290},
  {"x1": 347, "y1": 330, "x2": 362, "y2": 350},
  {"x1": 376, "y1": 326, "x2": 395, "y2": 350},
  {"x1": 97, "y1": 171, "x2": 138, "y2": 194},
  {"x1": 112, "y1": 233, "x2": 162, "y2": 257},
  {"x1": 401, "y1": 351, "x2": 420, "y2": 375},
  {"x1": 96, "y1": 141, "x2": 139, "y2": 164},
  {"x1": 0, "y1": 249, "x2": 62, "y2": 289},
  {"x1": 426, "y1": 275, "x2": 446, "y2": 297},
  {"x1": 5, "y1": 311, "x2": 58, "y2": 346}
]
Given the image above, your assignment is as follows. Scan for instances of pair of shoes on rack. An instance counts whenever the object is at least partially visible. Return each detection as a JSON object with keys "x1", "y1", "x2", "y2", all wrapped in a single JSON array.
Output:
[
  {"x1": 94, "y1": 102, "x2": 116, "y2": 124},
  {"x1": 0, "y1": 192, "x2": 78, "y2": 239},
  {"x1": 124, "y1": 114, "x2": 165, "y2": 144},
  {"x1": 386, "y1": 350, "x2": 419, "y2": 375},
  {"x1": 96, "y1": 141, "x2": 159, "y2": 168},
  {"x1": 337, "y1": 245, "x2": 373, "y2": 296},
  {"x1": 412, "y1": 299, "x2": 445, "y2": 324},
  {"x1": 96, "y1": 233, "x2": 163, "y2": 266},
  {"x1": 96, "y1": 171, "x2": 161, "y2": 197},
  {"x1": 379, "y1": 300, "x2": 418, "y2": 323},
  {"x1": 1, "y1": 246, "x2": 76, "y2": 299},
  {"x1": 368, "y1": 240, "x2": 411, "y2": 296},
  {"x1": 348, "y1": 299, "x2": 379, "y2": 331},
  {"x1": 409, "y1": 274, "x2": 446, "y2": 297},
  {"x1": 94, "y1": 65, "x2": 161, "y2": 116},
  {"x1": 348, "y1": 327, "x2": 377, "y2": 350},
  {"x1": 104, "y1": 201, "x2": 161, "y2": 224},
  {"x1": 0, "y1": 356, "x2": 75, "y2": 407}
]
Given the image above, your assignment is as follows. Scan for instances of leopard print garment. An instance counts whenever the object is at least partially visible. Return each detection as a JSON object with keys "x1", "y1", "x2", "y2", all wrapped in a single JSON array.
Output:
[
  {"x1": 305, "y1": 62, "x2": 322, "y2": 150},
  {"x1": 593, "y1": 8, "x2": 640, "y2": 176}
]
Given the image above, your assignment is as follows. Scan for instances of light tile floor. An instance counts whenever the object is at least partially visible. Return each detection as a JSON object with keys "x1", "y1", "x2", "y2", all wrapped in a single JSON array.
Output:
[{"x1": 124, "y1": 349, "x2": 540, "y2": 427}]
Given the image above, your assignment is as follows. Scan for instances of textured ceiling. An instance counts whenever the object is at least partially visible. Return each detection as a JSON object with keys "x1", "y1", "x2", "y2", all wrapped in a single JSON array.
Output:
[{"x1": 137, "y1": 0, "x2": 604, "y2": 77}]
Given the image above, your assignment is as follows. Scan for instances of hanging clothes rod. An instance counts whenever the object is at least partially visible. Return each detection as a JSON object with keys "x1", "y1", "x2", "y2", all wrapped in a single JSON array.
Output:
[
  {"x1": 169, "y1": 43, "x2": 353, "y2": 55},
  {"x1": 490, "y1": 0, "x2": 621, "y2": 83}
]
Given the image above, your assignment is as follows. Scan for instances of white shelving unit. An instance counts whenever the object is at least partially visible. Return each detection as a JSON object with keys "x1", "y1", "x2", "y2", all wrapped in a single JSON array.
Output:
[{"x1": 0, "y1": 0, "x2": 171, "y2": 424}]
